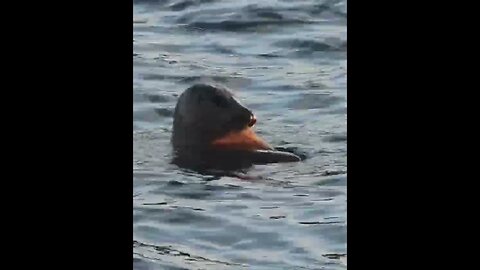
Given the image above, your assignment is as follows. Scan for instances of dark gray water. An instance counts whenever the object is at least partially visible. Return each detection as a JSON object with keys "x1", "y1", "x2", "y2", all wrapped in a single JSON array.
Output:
[{"x1": 133, "y1": 0, "x2": 346, "y2": 269}]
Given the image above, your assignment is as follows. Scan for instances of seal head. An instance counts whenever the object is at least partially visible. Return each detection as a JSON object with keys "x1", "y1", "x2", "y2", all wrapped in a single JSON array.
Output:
[{"x1": 171, "y1": 84, "x2": 300, "y2": 170}]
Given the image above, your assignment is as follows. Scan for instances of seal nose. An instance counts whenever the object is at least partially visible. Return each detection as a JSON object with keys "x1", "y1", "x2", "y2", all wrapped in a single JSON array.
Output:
[{"x1": 248, "y1": 114, "x2": 257, "y2": 127}]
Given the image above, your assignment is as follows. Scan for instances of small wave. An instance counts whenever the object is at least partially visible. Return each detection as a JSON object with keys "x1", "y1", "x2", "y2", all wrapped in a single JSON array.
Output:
[
  {"x1": 299, "y1": 221, "x2": 343, "y2": 225},
  {"x1": 173, "y1": 2, "x2": 339, "y2": 33},
  {"x1": 133, "y1": 0, "x2": 216, "y2": 9},
  {"x1": 243, "y1": 5, "x2": 285, "y2": 20},
  {"x1": 323, "y1": 133, "x2": 347, "y2": 143},
  {"x1": 153, "y1": 108, "x2": 174, "y2": 117},
  {"x1": 142, "y1": 74, "x2": 251, "y2": 88},
  {"x1": 133, "y1": 240, "x2": 241, "y2": 267},
  {"x1": 288, "y1": 93, "x2": 344, "y2": 110},
  {"x1": 145, "y1": 93, "x2": 175, "y2": 103},
  {"x1": 323, "y1": 253, "x2": 347, "y2": 260},
  {"x1": 170, "y1": 0, "x2": 196, "y2": 11},
  {"x1": 169, "y1": 0, "x2": 217, "y2": 11},
  {"x1": 274, "y1": 39, "x2": 347, "y2": 53},
  {"x1": 257, "y1": 53, "x2": 282, "y2": 58},
  {"x1": 183, "y1": 19, "x2": 313, "y2": 32}
]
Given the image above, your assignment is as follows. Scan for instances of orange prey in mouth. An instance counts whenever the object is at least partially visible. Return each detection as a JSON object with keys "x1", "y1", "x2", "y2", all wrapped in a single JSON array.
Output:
[{"x1": 211, "y1": 114, "x2": 272, "y2": 151}]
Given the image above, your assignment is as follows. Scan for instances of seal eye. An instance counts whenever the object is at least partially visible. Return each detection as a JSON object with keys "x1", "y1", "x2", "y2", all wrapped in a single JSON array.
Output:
[
  {"x1": 248, "y1": 114, "x2": 256, "y2": 127},
  {"x1": 212, "y1": 95, "x2": 229, "y2": 108}
]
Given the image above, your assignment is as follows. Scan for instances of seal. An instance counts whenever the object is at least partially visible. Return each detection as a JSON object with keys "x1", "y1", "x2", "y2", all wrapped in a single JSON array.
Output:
[{"x1": 171, "y1": 84, "x2": 301, "y2": 170}]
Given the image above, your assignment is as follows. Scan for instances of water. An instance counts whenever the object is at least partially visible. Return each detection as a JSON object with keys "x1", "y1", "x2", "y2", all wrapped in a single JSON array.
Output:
[{"x1": 133, "y1": 0, "x2": 346, "y2": 269}]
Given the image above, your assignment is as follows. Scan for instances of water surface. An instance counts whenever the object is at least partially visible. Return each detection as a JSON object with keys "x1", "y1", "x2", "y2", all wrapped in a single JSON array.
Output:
[{"x1": 133, "y1": 0, "x2": 347, "y2": 269}]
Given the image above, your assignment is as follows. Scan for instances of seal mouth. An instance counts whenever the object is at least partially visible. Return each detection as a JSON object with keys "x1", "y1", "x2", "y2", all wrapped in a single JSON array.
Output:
[{"x1": 211, "y1": 114, "x2": 271, "y2": 151}]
